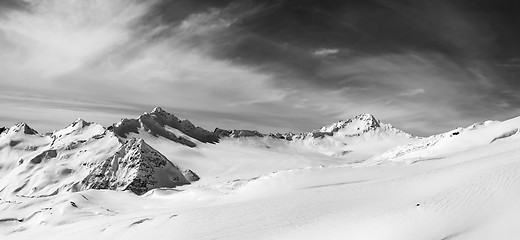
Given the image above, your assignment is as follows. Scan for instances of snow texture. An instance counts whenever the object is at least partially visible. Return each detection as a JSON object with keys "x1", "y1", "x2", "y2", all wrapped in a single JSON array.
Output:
[{"x1": 1, "y1": 108, "x2": 520, "y2": 240}]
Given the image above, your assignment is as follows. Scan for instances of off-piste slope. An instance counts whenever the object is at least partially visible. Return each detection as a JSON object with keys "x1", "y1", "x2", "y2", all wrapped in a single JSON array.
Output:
[
  {"x1": 369, "y1": 115, "x2": 520, "y2": 164},
  {"x1": 2, "y1": 110, "x2": 520, "y2": 239},
  {"x1": 0, "y1": 119, "x2": 192, "y2": 197},
  {"x1": 3, "y1": 114, "x2": 520, "y2": 240}
]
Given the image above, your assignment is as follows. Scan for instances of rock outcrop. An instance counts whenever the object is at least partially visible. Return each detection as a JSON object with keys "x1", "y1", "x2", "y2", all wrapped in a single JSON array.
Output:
[
  {"x1": 110, "y1": 107, "x2": 219, "y2": 147},
  {"x1": 9, "y1": 122, "x2": 38, "y2": 135},
  {"x1": 183, "y1": 169, "x2": 200, "y2": 182},
  {"x1": 81, "y1": 138, "x2": 190, "y2": 195}
]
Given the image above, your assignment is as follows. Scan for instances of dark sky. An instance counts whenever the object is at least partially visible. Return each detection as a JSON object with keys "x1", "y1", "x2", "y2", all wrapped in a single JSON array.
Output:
[{"x1": 0, "y1": 0, "x2": 519, "y2": 136}]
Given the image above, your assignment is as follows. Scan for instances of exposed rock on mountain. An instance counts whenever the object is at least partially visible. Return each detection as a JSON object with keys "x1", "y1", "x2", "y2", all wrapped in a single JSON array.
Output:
[
  {"x1": 29, "y1": 149, "x2": 57, "y2": 164},
  {"x1": 183, "y1": 169, "x2": 200, "y2": 182},
  {"x1": 9, "y1": 122, "x2": 38, "y2": 135},
  {"x1": 216, "y1": 113, "x2": 413, "y2": 141},
  {"x1": 0, "y1": 109, "x2": 421, "y2": 197},
  {"x1": 214, "y1": 128, "x2": 264, "y2": 138},
  {"x1": 81, "y1": 138, "x2": 190, "y2": 195},
  {"x1": 213, "y1": 113, "x2": 416, "y2": 158},
  {"x1": 110, "y1": 107, "x2": 219, "y2": 148},
  {"x1": 0, "y1": 118, "x2": 195, "y2": 197}
]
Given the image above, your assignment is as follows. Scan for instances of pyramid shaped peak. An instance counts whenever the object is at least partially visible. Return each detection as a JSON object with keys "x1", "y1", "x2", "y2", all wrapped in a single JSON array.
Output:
[
  {"x1": 70, "y1": 118, "x2": 90, "y2": 128},
  {"x1": 73, "y1": 118, "x2": 87, "y2": 124},
  {"x1": 10, "y1": 122, "x2": 38, "y2": 135},
  {"x1": 318, "y1": 113, "x2": 382, "y2": 133},
  {"x1": 352, "y1": 113, "x2": 380, "y2": 126},
  {"x1": 82, "y1": 137, "x2": 190, "y2": 195}
]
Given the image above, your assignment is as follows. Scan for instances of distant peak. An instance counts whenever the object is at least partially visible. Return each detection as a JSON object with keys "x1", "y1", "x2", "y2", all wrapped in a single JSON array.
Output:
[
  {"x1": 71, "y1": 118, "x2": 89, "y2": 127},
  {"x1": 74, "y1": 118, "x2": 86, "y2": 123},
  {"x1": 352, "y1": 113, "x2": 380, "y2": 127},
  {"x1": 353, "y1": 113, "x2": 377, "y2": 120},
  {"x1": 151, "y1": 107, "x2": 167, "y2": 114},
  {"x1": 10, "y1": 122, "x2": 38, "y2": 135},
  {"x1": 319, "y1": 113, "x2": 381, "y2": 133}
]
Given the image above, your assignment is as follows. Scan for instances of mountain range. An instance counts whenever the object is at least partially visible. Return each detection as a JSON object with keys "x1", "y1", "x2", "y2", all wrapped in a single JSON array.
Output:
[
  {"x1": 0, "y1": 107, "x2": 415, "y2": 196},
  {"x1": 2, "y1": 107, "x2": 518, "y2": 198},
  {"x1": 2, "y1": 107, "x2": 520, "y2": 239}
]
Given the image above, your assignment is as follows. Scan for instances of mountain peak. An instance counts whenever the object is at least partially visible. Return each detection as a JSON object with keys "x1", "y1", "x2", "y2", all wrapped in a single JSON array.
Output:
[
  {"x1": 111, "y1": 107, "x2": 219, "y2": 146},
  {"x1": 9, "y1": 122, "x2": 38, "y2": 135},
  {"x1": 151, "y1": 106, "x2": 167, "y2": 114},
  {"x1": 81, "y1": 137, "x2": 191, "y2": 195},
  {"x1": 319, "y1": 113, "x2": 381, "y2": 133},
  {"x1": 69, "y1": 118, "x2": 90, "y2": 129},
  {"x1": 352, "y1": 113, "x2": 381, "y2": 128}
]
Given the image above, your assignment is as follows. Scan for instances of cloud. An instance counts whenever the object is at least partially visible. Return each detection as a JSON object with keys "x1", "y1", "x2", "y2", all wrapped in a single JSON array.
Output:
[
  {"x1": 0, "y1": 0, "x2": 156, "y2": 79},
  {"x1": 399, "y1": 88, "x2": 425, "y2": 97},
  {"x1": 0, "y1": 0, "x2": 519, "y2": 136},
  {"x1": 313, "y1": 48, "x2": 339, "y2": 57},
  {"x1": 0, "y1": 0, "x2": 301, "y2": 133}
]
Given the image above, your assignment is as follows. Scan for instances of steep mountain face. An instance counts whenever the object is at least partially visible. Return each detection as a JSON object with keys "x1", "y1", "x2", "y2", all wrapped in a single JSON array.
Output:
[
  {"x1": 7, "y1": 122, "x2": 39, "y2": 135},
  {"x1": 81, "y1": 138, "x2": 190, "y2": 195},
  {"x1": 0, "y1": 119, "x2": 194, "y2": 197},
  {"x1": 110, "y1": 107, "x2": 219, "y2": 147}
]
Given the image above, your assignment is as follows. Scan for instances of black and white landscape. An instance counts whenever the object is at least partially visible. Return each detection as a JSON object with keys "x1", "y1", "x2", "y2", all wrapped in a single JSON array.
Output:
[{"x1": 1, "y1": 1, "x2": 520, "y2": 240}]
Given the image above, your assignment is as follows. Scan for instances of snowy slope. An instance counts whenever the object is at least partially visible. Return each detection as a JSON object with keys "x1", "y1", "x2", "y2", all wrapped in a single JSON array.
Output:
[
  {"x1": 1, "y1": 115, "x2": 520, "y2": 240},
  {"x1": 369, "y1": 117, "x2": 520, "y2": 163},
  {"x1": 2, "y1": 109, "x2": 520, "y2": 240},
  {"x1": 216, "y1": 113, "x2": 418, "y2": 161},
  {"x1": 0, "y1": 119, "x2": 192, "y2": 198},
  {"x1": 115, "y1": 109, "x2": 418, "y2": 183}
]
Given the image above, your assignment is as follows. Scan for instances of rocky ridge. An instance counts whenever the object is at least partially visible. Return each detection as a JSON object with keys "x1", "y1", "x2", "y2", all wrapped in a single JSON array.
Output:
[
  {"x1": 110, "y1": 107, "x2": 219, "y2": 148},
  {"x1": 0, "y1": 118, "x2": 195, "y2": 197}
]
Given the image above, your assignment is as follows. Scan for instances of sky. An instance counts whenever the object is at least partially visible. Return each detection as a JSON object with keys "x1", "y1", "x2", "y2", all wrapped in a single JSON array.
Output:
[{"x1": 0, "y1": 0, "x2": 519, "y2": 136}]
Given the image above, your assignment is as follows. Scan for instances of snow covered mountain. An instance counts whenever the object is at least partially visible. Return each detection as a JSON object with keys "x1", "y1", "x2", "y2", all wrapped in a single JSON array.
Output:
[
  {"x1": 0, "y1": 108, "x2": 417, "y2": 198},
  {"x1": 81, "y1": 138, "x2": 190, "y2": 195},
  {"x1": 0, "y1": 118, "x2": 192, "y2": 198},
  {"x1": 110, "y1": 107, "x2": 219, "y2": 148},
  {"x1": 216, "y1": 113, "x2": 417, "y2": 159},
  {"x1": 369, "y1": 117, "x2": 520, "y2": 164},
  {"x1": 3, "y1": 108, "x2": 520, "y2": 240}
]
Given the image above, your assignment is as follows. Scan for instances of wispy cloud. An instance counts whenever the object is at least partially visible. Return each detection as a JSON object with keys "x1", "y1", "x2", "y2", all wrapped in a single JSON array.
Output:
[
  {"x1": 0, "y1": 0, "x2": 298, "y2": 132},
  {"x1": 313, "y1": 48, "x2": 339, "y2": 57},
  {"x1": 0, "y1": 0, "x2": 519, "y2": 136},
  {"x1": 399, "y1": 88, "x2": 425, "y2": 97}
]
